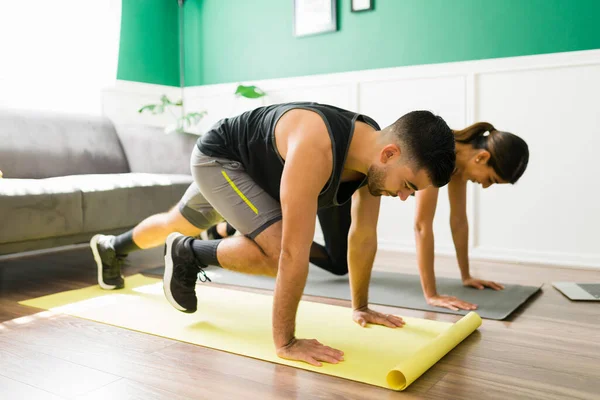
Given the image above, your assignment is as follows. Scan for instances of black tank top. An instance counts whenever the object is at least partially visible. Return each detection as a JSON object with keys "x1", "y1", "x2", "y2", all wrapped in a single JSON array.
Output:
[{"x1": 196, "y1": 102, "x2": 381, "y2": 208}]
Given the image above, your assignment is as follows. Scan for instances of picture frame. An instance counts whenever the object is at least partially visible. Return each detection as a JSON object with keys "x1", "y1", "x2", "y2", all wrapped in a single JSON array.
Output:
[
  {"x1": 351, "y1": 0, "x2": 374, "y2": 12},
  {"x1": 293, "y1": 0, "x2": 337, "y2": 37}
]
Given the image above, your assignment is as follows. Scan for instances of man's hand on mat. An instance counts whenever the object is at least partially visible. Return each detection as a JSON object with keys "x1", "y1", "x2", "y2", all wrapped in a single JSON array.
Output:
[
  {"x1": 462, "y1": 277, "x2": 505, "y2": 291},
  {"x1": 277, "y1": 338, "x2": 344, "y2": 367},
  {"x1": 353, "y1": 307, "x2": 405, "y2": 328},
  {"x1": 426, "y1": 294, "x2": 478, "y2": 311}
]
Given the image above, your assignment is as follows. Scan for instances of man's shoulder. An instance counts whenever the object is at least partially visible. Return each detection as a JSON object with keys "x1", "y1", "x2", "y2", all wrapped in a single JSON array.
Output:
[{"x1": 280, "y1": 109, "x2": 331, "y2": 147}]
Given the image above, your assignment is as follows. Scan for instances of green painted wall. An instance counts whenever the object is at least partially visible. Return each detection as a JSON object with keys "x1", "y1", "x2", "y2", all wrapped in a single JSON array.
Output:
[
  {"x1": 184, "y1": 0, "x2": 600, "y2": 86},
  {"x1": 117, "y1": 0, "x2": 180, "y2": 86},
  {"x1": 183, "y1": 0, "x2": 203, "y2": 87}
]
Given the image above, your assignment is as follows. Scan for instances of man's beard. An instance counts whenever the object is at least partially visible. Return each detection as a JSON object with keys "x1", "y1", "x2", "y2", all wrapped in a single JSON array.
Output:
[{"x1": 366, "y1": 165, "x2": 386, "y2": 196}]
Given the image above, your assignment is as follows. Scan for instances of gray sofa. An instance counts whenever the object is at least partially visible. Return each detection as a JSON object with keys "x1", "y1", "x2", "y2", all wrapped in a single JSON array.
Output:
[{"x1": 0, "y1": 109, "x2": 197, "y2": 255}]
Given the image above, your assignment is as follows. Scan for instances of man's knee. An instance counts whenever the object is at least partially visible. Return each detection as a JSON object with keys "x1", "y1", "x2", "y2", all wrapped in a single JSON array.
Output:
[
  {"x1": 253, "y1": 220, "x2": 282, "y2": 270},
  {"x1": 166, "y1": 206, "x2": 202, "y2": 235},
  {"x1": 257, "y1": 241, "x2": 281, "y2": 271}
]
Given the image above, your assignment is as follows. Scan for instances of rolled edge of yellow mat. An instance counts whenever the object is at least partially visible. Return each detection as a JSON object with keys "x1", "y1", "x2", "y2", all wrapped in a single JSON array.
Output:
[{"x1": 386, "y1": 311, "x2": 482, "y2": 390}]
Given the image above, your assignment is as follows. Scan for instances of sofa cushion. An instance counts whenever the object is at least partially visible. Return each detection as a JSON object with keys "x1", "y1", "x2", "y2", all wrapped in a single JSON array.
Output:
[
  {"x1": 114, "y1": 124, "x2": 198, "y2": 175},
  {"x1": 0, "y1": 173, "x2": 194, "y2": 245},
  {"x1": 72, "y1": 173, "x2": 193, "y2": 232},
  {"x1": 0, "y1": 109, "x2": 130, "y2": 179},
  {"x1": 0, "y1": 178, "x2": 84, "y2": 243}
]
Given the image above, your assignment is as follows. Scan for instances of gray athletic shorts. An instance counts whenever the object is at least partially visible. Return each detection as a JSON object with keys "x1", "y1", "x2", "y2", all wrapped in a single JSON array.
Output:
[{"x1": 178, "y1": 146, "x2": 282, "y2": 239}]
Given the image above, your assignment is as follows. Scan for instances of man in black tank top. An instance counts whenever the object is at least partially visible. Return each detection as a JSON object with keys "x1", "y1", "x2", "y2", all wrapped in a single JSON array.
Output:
[{"x1": 158, "y1": 102, "x2": 455, "y2": 366}]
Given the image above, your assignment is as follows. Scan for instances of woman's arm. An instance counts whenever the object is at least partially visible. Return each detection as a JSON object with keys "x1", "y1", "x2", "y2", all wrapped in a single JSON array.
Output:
[
  {"x1": 414, "y1": 186, "x2": 440, "y2": 299},
  {"x1": 415, "y1": 184, "x2": 478, "y2": 311},
  {"x1": 448, "y1": 178, "x2": 504, "y2": 292},
  {"x1": 447, "y1": 178, "x2": 470, "y2": 279}
]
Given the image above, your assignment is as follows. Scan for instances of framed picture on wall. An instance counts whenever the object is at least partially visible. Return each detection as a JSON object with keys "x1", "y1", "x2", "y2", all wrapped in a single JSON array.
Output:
[
  {"x1": 294, "y1": 0, "x2": 337, "y2": 37},
  {"x1": 351, "y1": 0, "x2": 374, "y2": 12}
]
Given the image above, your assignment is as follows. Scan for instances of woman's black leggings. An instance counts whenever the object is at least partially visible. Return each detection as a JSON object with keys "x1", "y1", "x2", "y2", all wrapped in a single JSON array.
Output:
[{"x1": 309, "y1": 200, "x2": 352, "y2": 276}]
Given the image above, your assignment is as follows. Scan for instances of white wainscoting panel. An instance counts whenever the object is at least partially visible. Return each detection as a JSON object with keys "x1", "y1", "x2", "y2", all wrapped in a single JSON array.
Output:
[{"x1": 473, "y1": 64, "x2": 600, "y2": 268}]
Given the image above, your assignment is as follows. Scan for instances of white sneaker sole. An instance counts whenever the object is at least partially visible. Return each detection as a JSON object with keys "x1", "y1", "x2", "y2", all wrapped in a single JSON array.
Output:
[
  {"x1": 90, "y1": 234, "x2": 118, "y2": 290},
  {"x1": 163, "y1": 232, "x2": 193, "y2": 313}
]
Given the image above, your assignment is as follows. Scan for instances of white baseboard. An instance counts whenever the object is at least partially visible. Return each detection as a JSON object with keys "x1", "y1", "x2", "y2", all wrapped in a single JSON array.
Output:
[{"x1": 376, "y1": 241, "x2": 600, "y2": 271}]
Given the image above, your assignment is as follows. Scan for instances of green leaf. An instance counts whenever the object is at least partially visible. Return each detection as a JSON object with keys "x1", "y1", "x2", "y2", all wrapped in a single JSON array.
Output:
[
  {"x1": 140, "y1": 94, "x2": 182, "y2": 115},
  {"x1": 138, "y1": 104, "x2": 156, "y2": 113},
  {"x1": 187, "y1": 111, "x2": 207, "y2": 124},
  {"x1": 175, "y1": 111, "x2": 207, "y2": 131},
  {"x1": 235, "y1": 84, "x2": 266, "y2": 99},
  {"x1": 160, "y1": 95, "x2": 173, "y2": 106}
]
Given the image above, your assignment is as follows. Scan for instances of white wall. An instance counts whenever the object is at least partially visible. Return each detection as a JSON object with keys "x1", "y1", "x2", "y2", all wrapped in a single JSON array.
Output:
[
  {"x1": 102, "y1": 80, "x2": 182, "y2": 129},
  {"x1": 0, "y1": 0, "x2": 122, "y2": 116},
  {"x1": 104, "y1": 49, "x2": 600, "y2": 269}
]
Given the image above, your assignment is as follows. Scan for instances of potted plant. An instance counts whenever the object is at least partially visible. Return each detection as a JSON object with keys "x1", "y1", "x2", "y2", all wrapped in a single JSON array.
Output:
[{"x1": 138, "y1": 84, "x2": 266, "y2": 134}]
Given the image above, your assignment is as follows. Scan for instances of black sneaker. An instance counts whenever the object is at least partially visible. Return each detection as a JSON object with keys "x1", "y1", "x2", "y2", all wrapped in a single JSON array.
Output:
[
  {"x1": 163, "y1": 232, "x2": 211, "y2": 313},
  {"x1": 90, "y1": 234, "x2": 125, "y2": 290}
]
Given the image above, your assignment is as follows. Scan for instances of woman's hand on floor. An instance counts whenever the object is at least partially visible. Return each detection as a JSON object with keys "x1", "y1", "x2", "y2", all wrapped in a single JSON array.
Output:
[
  {"x1": 426, "y1": 294, "x2": 478, "y2": 311},
  {"x1": 463, "y1": 277, "x2": 504, "y2": 291}
]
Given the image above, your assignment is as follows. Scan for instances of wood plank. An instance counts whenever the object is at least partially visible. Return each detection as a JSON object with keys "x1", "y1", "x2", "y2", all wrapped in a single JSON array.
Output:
[
  {"x1": 0, "y1": 375, "x2": 64, "y2": 400},
  {"x1": 0, "y1": 344, "x2": 119, "y2": 398},
  {"x1": 0, "y1": 314, "x2": 175, "y2": 355},
  {"x1": 427, "y1": 372, "x2": 578, "y2": 400},
  {"x1": 0, "y1": 324, "x2": 298, "y2": 400},
  {"x1": 75, "y1": 378, "x2": 190, "y2": 400},
  {"x1": 435, "y1": 350, "x2": 600, "y2": 398}
]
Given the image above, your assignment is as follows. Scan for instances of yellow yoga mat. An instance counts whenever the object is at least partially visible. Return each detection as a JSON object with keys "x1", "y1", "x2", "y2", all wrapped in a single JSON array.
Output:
[{"x1": 20, "y1": 274, "x2": 481, "y2": 391}]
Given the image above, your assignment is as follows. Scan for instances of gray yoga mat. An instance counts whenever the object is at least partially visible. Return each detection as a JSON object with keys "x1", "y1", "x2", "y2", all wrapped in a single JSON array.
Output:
[{"x1": 145, "y1": 265, "x2": 541, "y2": 320}]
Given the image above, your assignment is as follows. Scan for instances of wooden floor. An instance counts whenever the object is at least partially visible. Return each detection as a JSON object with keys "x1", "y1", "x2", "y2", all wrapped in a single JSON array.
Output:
[{"x1": 0, "y1": 246, "x2": 599, "y2": 399}]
